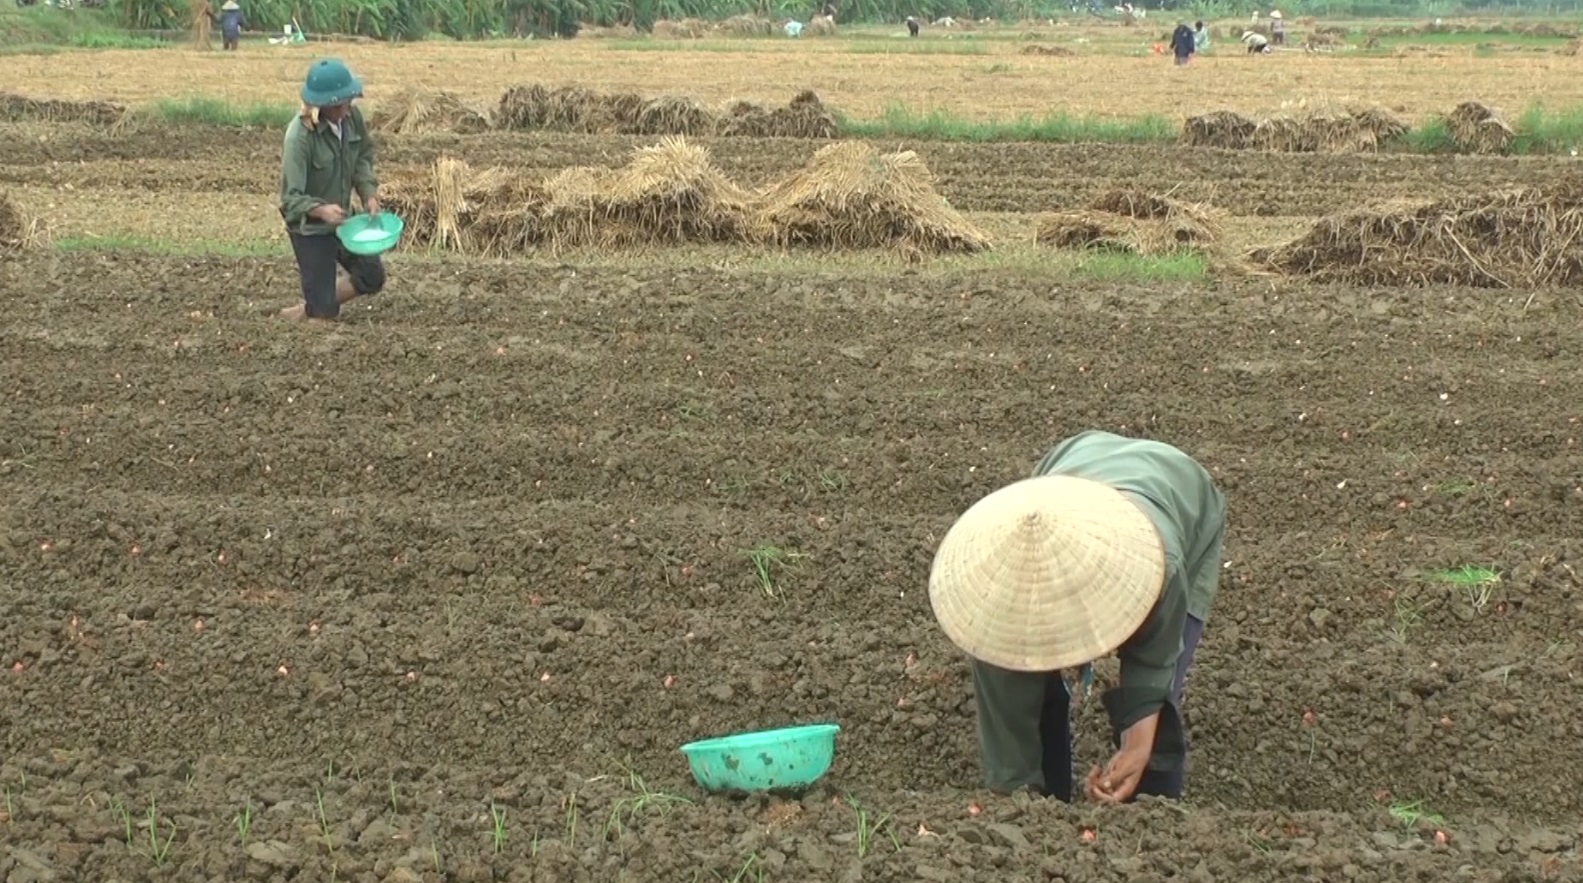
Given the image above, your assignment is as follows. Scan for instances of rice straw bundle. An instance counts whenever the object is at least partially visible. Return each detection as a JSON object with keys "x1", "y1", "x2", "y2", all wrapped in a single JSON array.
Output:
[
  {"x1": 191, "y1": 0, "x2": 213, "y2": 49},
  {"x1": 753, "y1": 141, "x2": 990, "y2": 255}
]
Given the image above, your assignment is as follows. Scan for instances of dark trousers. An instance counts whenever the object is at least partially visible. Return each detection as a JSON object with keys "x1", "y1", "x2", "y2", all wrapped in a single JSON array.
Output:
[
  {"x1": 287, "y1": 230, "x2": 385, "y2": 319},
  {"x1": 1037, "y1": 615, "x2": 1204, "y2": 801},
  {"x1": 973, "y1": 614, "x2": 1207, "y2": 803}
]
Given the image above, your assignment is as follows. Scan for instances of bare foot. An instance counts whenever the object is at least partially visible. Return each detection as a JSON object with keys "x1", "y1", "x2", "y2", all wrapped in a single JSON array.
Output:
[{"x1": 279, "y1": 304, "x2": 307, "y2": 321}]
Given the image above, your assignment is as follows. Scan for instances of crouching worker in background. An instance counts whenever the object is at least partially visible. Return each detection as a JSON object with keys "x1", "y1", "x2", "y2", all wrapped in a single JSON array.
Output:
[
  {"x1": 929, "y1": 430, "x2": 1227, "y2": 804},
  {"x1": 278, "y1": 58, "x2": 386, "y2": 323}
]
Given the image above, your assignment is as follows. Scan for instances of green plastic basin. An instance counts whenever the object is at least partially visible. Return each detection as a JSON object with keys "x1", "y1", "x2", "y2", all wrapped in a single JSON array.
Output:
[
  {"x1": 336, "y1": 211, "x2": 405, "y2": 256},
  {"x1": 680, "y1": 723, "x2": 840, "y2": 792}
]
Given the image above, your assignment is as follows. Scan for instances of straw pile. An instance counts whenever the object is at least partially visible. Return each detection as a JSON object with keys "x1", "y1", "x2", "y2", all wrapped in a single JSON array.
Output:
[
  {"x1": 496, "y1": 84, "x2": 837, "y2": 138},
  {"x1": 1443, "y1": 101, "x2": 1515, "y2": 154},
  {"x1": 575, "y1": 23, "x2": 639, "y2": 38},
  {"x1": 0, "y1": 93, "x2": 124, "y2": 126},
  {"x1": 719, "y1": 91, "x2": 839, "y2": 138},
  {"x1": 190, "y1": 0, "x2": 213, "y2": 48},
  {"x1": 496, "y1": 85, "x2": 646, "y2": 134},
  {"x1": 381, "y1": 159, "x2": 547, "y2": 256},
  {"x1": 1253, "y1": 187, "x2": 1583, "y2": 287},
  {"x1": 1182, "y1": 108, "x2": 1406, "y2": 153},
  {"x1": 1038, "y1": 188, "x2": 1218, "y2": 256},
  {"x1": 1036, "y1": 212, "x2": 1147, "y2": 253},
  {"x1": 369, "y1": 89, "x2": 491, "y2": 135},
  {"x1": 0, "y1": 192, "x2": 49, "y2": 251},
  {"x1": 754, "y1": 141, "x2": 990, "y2": 256},
  {"x1": 540, "y1": 136, "x2": 756, "y2": 249},
  {"x1": 652, "y1": 18, "x2": 709, "y2": 38},
  {"x1": 381, "y1": 138, "x2": 992, "y2": 258},
  {"x1": 1021, "y1": 44, "x2": 1074, "y2": 56},
  {"x1": 631, "y1": 96, "x2": 718, "y2": 136},
  {"x1": 716, "y1": 14, "x2": 778, "y2": 36},
  {"x1": 805, "y1": 14, "x2": 838, "y2": 36},
  {"x1": 1182, "y1": 111, "x2": 1257, "y2": 149},
  {"x1": 382, "y1": 138, "x2": 755, "y2": 254}
]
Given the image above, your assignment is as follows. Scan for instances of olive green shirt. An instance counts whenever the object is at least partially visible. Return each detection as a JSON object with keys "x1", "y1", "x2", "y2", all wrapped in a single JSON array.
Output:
[
  {"x1": 278, "y1": 106, "x2": 378, "y2": 236},
  {"x1": 970, "y1": 431, "x2": 1226, "y2": 793},
  {"x1": 1032, "y1": 430, "x2": 1226, "y2": 724}
]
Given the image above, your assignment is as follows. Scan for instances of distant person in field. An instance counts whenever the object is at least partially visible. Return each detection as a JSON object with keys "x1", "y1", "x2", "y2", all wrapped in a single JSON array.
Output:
[
  {"x1": 277, "y1": 58, "x2": 386, "y2": 323},
  {"x1": 218, "y1": 0, "x2": 244, "y2": 50},
  {"x1": 1194, "y1": 20, "x2": 1208, "y2": 52},
  {"x1": 1242, "y1": 30, "x2": 1270, "y2": 53},
  {"x1": 929, "y1": 430, "x2": 1227, "y2": 804},
  {"x1": 1170, "y1": 22, "x2": 1195, "y2": 64},
  {"x1": 1269, "y1": 9, "x2": 1285, "y2": 45},
  {"x1": 907, "y1": 15, "x2": 920, "y2": 37}
]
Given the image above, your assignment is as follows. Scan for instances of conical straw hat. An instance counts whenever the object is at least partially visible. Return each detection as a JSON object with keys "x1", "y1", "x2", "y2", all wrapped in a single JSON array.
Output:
[{"x1": 929, "y1": 475, "x2": 1166, "y2": 672}]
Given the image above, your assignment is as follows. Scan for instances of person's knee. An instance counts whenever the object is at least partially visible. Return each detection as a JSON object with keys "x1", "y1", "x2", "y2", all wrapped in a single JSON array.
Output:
[{"x1": 352, "y1": 258, "x2": 386, "y2": 296}]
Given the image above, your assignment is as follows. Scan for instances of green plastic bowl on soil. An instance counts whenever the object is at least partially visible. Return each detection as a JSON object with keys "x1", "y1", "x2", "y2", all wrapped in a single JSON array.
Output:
[
  {"x1": 336, "y1": 211, "x2": 404, "y2": 256},
  {"x1": 680, "y1": 723, "x2": 841, "y2": 792}
]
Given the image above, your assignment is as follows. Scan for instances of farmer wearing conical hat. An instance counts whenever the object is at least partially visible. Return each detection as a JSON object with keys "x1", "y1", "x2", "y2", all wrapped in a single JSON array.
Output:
[
  {"x1": 218, "y1": 0, "x2": 244, "y2": 51},
  {"x1": 277, "y1": 58, "x2": 385, "y2": 323},
  {"x1": 930, "y1": 430, "x2": 1226, "y2": 804}
]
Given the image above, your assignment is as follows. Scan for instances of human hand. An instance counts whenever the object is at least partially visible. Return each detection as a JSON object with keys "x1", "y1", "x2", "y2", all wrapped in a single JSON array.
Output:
[
  {"x1": 1085, "y1": 747, "x2": 1150, "y2": 804},
  {"x1": 364, "y1": 195, "x2": 381, "y2": 217},
  {"x1": 313, "y1": 204, "x2": 347, "y2": 226}
]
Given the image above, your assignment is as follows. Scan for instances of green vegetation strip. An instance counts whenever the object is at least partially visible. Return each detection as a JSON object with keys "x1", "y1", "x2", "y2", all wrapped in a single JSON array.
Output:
[{"x1": 117, "y1": 97, "x2": 1583, "y2": 154}]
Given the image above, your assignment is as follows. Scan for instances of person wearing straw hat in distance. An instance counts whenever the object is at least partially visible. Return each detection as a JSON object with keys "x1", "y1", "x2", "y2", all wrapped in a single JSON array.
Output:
[
  {"x1": 929, "y1": 430, "x2": 1226, "y2": 804},
  {"x1": 277, "y1": 58, "x2": 385, "y2": 323},
  {"x1": 218, "y1": 0, "x2": 244, "y2": 51}
]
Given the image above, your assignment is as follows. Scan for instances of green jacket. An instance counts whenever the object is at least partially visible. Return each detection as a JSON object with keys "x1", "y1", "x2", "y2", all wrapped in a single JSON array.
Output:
[
  {"x1": 278, "y1": 106, "x2": 378, "y2": 236},
  {"x1": 970, "y1": 431, "x2": 1227, "y2": 794},
  {"x1": 1035, "y1": 431, "x2": 1226, "y2": 749}
]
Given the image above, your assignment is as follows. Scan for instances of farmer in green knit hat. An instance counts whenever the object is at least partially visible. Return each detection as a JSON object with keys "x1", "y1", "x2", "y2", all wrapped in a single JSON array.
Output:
[
  {"x1": 929, "y1": 430, "x2": 1227, "y2": 804},
  {"x1": 277, "y1": 58, "x2": 386, "y2": 323}
]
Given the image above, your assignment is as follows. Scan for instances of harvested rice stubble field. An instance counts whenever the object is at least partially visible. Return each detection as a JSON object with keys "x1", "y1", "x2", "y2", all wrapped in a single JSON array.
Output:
[
  {"x1": 5, "y1": 36, "x2": 1583, "y2": 120},
  {"x1": 4, "y1": 44, "x2": 1583, "y2": 883}
]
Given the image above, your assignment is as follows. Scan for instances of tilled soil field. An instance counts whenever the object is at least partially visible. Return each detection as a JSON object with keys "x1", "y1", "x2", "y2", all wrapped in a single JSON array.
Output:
[
  {"x1": 0, "y1": 124, "x2": 1568, "y2": 218},
  {"x1": 3, "y1": 242, "x2": 1582, "y2": 882}
]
